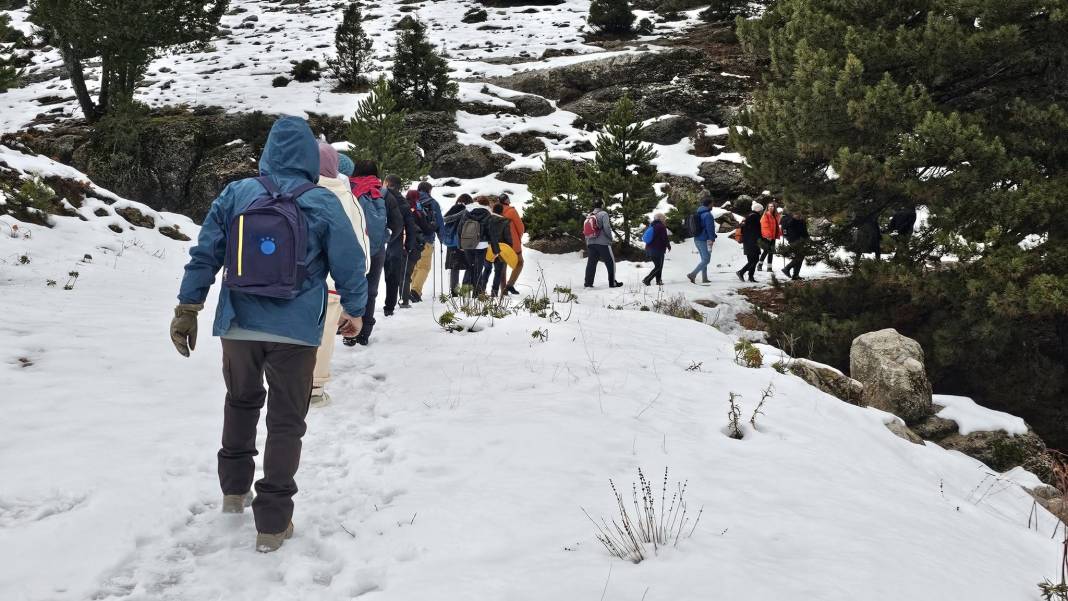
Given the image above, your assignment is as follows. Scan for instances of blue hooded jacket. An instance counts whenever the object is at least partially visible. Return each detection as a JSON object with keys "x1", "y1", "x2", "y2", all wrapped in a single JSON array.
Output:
[
  {"x1": 177, "y1": 116, "x2": 367, "y2": 346},
  {"x1": 694, "y1": 205, "x2": 718, "y2": 242},
  {"x1": 418, "y1": 191, "x2": 444, "y2": 245}
]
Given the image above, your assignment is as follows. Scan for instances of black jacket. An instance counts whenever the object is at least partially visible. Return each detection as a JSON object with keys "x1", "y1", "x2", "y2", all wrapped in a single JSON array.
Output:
[
  {"x1": 740, "y1": 211, "x2": 762, "y2": 255},
  {"x1": 888, "y1": 208, "x2": 917, "y2": 237},
  {"x1": 383, "y1": 187, "x2": 418, "y2": 255},
  {"x1": 461, "y1": 206, "x2": 501, "y2": 255},
  {"x1": 783, "y1": 215, "x2": 809, "y2": 243}
]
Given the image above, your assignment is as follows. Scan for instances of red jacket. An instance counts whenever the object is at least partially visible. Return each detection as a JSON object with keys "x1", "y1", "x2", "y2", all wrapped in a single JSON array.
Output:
[{"x1": 760, "y1": 210, "x2": 782, "y2": 240}]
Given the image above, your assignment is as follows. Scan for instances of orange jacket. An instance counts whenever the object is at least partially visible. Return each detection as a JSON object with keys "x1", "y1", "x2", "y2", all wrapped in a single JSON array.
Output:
[
  {"x1": 501, "y1": 204, "x2": 525, "y2": 254},
  {"x1": 760, "y1": 210, "x2": 782, "y2": 240}
]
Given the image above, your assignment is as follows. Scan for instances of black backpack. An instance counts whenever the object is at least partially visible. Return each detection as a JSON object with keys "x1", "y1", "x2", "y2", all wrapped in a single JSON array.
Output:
[
  {"x1": 685, "y1": 212, "x2": 702, "y2": 237},
  {"x1": 412, "y1": 204, "x2": 436, "y2": 235}
]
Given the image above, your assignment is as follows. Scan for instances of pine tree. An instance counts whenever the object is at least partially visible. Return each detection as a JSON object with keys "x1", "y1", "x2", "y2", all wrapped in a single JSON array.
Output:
[
  {"x1": 346, "y1": 76, "x2": 427, "y2": 184},
  {"x1": 0, "y1": 12, "x2": 21, "y2": 92},
  {"x1": 588, "y1": 0, "x2": 635, "y2": 34},
  {"x1": 590, "y1": 95, "x2": 659, "y2": 249},
  {"x1": 525, "y1": 153, "x2": 592, "y2": 242},
  {"x1": 700, "y1": 0, "x2": 752, "y2": 23},
  {"x1": 389, "y1": 18, "x2": 456, "y2": 111},
  {"x1": 327, "y1": 1, "x2": 373, "y2": 90},
  {"x1": 29, "y1": 0, "x2": 227, "y2": 121}
]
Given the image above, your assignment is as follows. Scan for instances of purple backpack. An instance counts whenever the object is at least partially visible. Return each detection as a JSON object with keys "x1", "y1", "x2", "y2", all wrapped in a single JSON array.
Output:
[{"x1": 223, "y1": 176, "x2": 316, "y2": 299}]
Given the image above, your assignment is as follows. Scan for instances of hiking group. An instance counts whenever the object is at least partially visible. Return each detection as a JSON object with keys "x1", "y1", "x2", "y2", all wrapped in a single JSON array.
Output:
[
  {"x1": 168, "y1": 116, "x2": 525, "y2": 552},
  {"x1": 165, "y1": 115, "x2": 812, "y2": 554}
]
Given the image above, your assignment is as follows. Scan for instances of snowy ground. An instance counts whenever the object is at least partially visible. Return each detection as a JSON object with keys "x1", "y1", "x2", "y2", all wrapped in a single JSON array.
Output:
[{"x1": 1, "y1": 176, "x2": 1063, "y2": 600}]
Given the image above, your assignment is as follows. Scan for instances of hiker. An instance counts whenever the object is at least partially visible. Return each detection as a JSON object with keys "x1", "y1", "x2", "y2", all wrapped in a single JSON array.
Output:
[
  {"x1": 758, "y1": 201, "x2": 782, "y2": 272},
  {"x1": 488, "y1": 202, "x2": 515, "y2": 298},
  {"x1": 344, "y1": 160, "x2": 390, "y2": 346},
  {"x1": 401, "y1": 188, "x2": 437, "y2": 302},
  {"x1": 170, "y1": 116, "x2": 367, "y2": 553},
  {"x1": 735, "y1": 200, "x2": 764, "y2": 282},
  {"x1": 642, "y1": 212, "x2": 670, "y2": 286},
  {"x1": 781, "y1": 209, "x2": 810, "y2": 280},
  {"x1": 408, "y1": 181, "x2": 443, "y2": 303},
  {"x1": 311, "y1": 143, "x2": 370, "y2": 405},
  {"x1": 460, "y1": 196, "x2": 498, "y2": 294},
  {"x1": 381, "y1": 174, "x2": 418, "y2": 315},
  {"x1": 442, "y1": 194, "x2": 471, "y2": 295},
  {"x1": 583, "y1": 199, "x2": 622, "y2": 288},
  {"x1": 686, "y1": 197, "x2": 717, "y2": 284},
  {"x1": 888, "y1": 206, "x2": 917, "y2": 260},
  {"x1": 499, "y1": 194, "x2": 525, "y2": 295}
]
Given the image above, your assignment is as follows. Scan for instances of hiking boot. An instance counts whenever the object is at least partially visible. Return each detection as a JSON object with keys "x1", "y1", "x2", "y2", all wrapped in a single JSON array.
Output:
[
  {"x1": 222, "y1": 492, "x2": 253, "y2": 514},
  {"x1": 583, "y1": 284, "x2": 594, "y2": 289},
  {"x1": 782, "y1": 267, "x2": 791, "y2": 278},
  {"x1": 398, "y1": 302, "x2": 411, "y2": 309},
  {"x1": 641, "y1": 277, "x2": 651, "y2": 286},
  {"x1": 736, "y1": 271, "x2": 744, "y2": 282},
  {"x1": 409, "y1": 292, "x2": 422, "y2": 303},
  {"x1": 748, "y1": 276, "x2": 757, "y2": 283},
  {"x1": 256, "y1": 522, "x2": 294, "y2": 553},
  {"x1": 700, "y1": 276, "x2": 710, "y2": 284},
  {"x1": 343, "y1": 336, "x2": 358, "y2": 347},
  {"x1": 507, "y1": 286, "x2": 520, "y2": 295},
  {"x1": 383, "y1": 308, "x2": 394, "y2": 317},
  {"x1": 310, "y1": 390, "x2": 331, "y2": 408},
  {"x1": 757, "y1": 264, "x2": 763, "y2": 271},
  {"x1": 656, "y1": 280, "x2": 664, "y2": 286},
  {"x1": 610, "y1": 281, "x2": 624, "y2": 288},
  {"x1": 687, "y1": 273, "x2": 696, "y2": 284},
  {"x1": 354, "y1": 336, "x2": 369, "y2": 346}
]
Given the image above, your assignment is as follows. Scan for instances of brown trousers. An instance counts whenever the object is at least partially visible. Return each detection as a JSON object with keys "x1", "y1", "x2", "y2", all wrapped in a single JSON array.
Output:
[{"x1": 219, "y1": 339, "x2": 317, "y2": 534}]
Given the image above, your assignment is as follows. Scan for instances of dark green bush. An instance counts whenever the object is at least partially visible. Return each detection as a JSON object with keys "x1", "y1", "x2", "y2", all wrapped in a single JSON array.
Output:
[{"x1": 290, "y1": 59, "x2": 321, "y2": 82}]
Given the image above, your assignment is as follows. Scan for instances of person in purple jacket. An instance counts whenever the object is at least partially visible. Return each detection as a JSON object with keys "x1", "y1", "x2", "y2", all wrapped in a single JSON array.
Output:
[{"x1": 642, "y1": 212, "x2": 671, "y2": 286}]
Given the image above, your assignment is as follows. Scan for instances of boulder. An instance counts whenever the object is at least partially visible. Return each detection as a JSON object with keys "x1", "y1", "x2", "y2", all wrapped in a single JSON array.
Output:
[
  {"x1": 884, "y1": 420, "x2": 924, "y2": 445},
  {"x1": 498, "y1": 166, "x2": 537, "y2": 184},
  {"x1": 461, "y1": 7, "x2": 488, "y2": 23},
  {"x1": 497, "y1": 131, "x2": 547, "y2": 155},
  {"x1": 788, "y1": 358, "x2": 864, "y2": 406},
  {"x1": 698, "y1": 160, "x2": 759, "y2": 199},
  {"x1": 938, "y1": 429, "x2": 1052, "y2": 476},
  {"x1": 637, "y1": 115, "x2": 696, "y2": 145},
  {"x1": 405, "y1": 111, "x2": 458, "y2": 161},
  {"x1": 1028, "y1": 486, "x2": 1068, "y2": 524},
  {"x1": 511, "y1": 94, "x2": 554, "y2": 117},
  {"x1": 849, "y1": 329, "x2": 934, "y2": 424},
  {"x1": 186, "y1": 143, "x2": 259, "y2": 220},
  {"x1": 911, "y1": 415, "x2": 959, "y2": 441},
  {"x1": 429, "y1": 143, "x2": 511, "y2": 179}
]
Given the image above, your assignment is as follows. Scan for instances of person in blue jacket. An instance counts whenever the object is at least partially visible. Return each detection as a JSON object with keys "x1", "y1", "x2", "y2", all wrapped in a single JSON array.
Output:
[
  {"x1": 169, "y1": 116, "x2": 367, "y2": 553},
  {"x1": 687, "y1": 198, "x2": 718, "y2": 284}
]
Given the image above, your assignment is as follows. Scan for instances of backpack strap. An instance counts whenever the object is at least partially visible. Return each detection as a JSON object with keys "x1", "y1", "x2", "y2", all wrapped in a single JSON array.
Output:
[{"x1": 256, "y1": 176, "x2": 319, "y2": 200}]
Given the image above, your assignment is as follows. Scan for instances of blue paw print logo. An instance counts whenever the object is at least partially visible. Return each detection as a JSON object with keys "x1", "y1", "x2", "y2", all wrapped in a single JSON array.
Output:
[{"x1": 259, "y1": 237, "x2": 277, "y2": 256}]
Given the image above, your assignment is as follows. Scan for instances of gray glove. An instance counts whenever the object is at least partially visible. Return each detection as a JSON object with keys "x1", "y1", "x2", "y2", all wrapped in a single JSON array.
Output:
[{"x1": 170, "y1": 303, "x2": 204, "y2": 357}]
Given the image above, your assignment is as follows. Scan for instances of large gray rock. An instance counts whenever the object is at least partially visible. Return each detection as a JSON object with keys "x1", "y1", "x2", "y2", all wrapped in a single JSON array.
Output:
[
  {"x1": 638, "y1": 116, "x2": 696, "y2": 145},
  {"x1": 850, "y1": 329, "x2": 934, "y2": 424},
  {"x1": 405, "y1": 111, "x2": 458, "y2": 161},
  {"x1": 698, "y1": 160, "x2": 759, "y2": 199},
  {"x1": 789, "y1": 358, "x2": 864, "y2": 406},
  {"x1": 884, "y1": 420, "x2": 924, "y2": 445},
  {"x1": 429, "y1": 143, "x2": 511, "y2": 179},
  {"x1": 497, "y1": 131, "x2": 548, "y2": 155},
  {"x1": 938, "y1": 429, "x2": 1052, "y2": 476},
  {"x1": 511, "y1": 94, "x2": 554, "y2": 117}
]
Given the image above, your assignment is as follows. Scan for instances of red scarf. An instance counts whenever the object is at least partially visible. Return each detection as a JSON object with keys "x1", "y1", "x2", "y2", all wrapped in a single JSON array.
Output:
[{"x1": 350, "y1": 176, "x2": 383, "y2": 199}]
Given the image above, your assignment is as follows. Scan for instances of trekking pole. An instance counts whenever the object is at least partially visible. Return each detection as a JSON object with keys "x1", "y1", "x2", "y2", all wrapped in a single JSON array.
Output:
[{"x1": 431, "y1": 241, "x2": 437, "y2": 302}]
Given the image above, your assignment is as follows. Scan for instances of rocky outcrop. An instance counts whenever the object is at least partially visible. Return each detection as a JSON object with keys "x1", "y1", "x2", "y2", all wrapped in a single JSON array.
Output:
[
  {"x1": 698, "y1": 160, "x2": 759, "y2": 199},
  {"x1": 511, "y1": 94, "x2": 554, "y2": 117},
  {"x1": 405, "y1": 111, "x2": 458, "y2": 161},
  {"x1": 788, "y1": 359, "x2": 864, "y2": 406},
  {"x1": 428, "y1": 143, "x2": 512, "y2": 179},
  {"x1": 884, "y1": 420, "x2": 924, "y2": 445},
  {"x1": 638, "y1": 116, "x2": 696, "y2": 145},
  {"x1": 938, "y1": 429, "x2": 1052, "y2": 476},
  {"x1": 497, "y1": 131, "x2": 548, "y2": 155},
  {"x1": 850, "y1": 329, "x2": 935, "y2": 424}
]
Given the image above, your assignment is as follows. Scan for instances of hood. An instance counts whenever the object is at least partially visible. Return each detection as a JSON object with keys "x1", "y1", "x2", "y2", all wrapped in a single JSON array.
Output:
[
  {"x1": 318, "y1": 143, "x2": 340, "y2": 178},
  {"x1": 337, "y1": 153, "x2": 355, "y2": 177},
  {"x1": 259, "y1": 116, "x2": 320, "y2": 181},
  {"x1": 350, "y1": 176, "x2": 383, "y2": 199},
  {"x1": 405, "y1": 190, "x2": 421, "y2": 204},
  {"x1": 697, "y1": 205, "x2": 711, "y2": 214},
  {"x1": 419, "y1": 191, "x2": 434, "y2": 203}
]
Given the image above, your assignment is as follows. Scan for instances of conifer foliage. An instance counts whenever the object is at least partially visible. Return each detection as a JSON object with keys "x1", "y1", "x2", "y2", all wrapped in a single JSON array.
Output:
[
  {"x1": 327, "y1": 1, "x2": 373, "y2": 90},
  {"x1": 590, "y1": 95, "x2": 659, "y2": 249},
  {"x1": 588, "y1": 0, "x2": 636, "y2": 34},
  {"x1": 29, "y1": 0, "x2": 227, "y2": 121},
  {"x1": 0, "y1": 13, "x2": 21, "y2": 92},
  {"x1": 525, "y1": 153, "x2": 591, "y2": 243},
  {"x1": 389, "y1": 18, "x2": 456, "y2": 111},
  {"x1": 346, "y1": 77, "x2": 427, "y2": 184}
]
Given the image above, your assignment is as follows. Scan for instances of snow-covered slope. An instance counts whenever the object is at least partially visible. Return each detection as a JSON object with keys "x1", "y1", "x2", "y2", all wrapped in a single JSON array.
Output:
[{"x1": 0, "y1": 156, "x2": 1063, "y2": 601}]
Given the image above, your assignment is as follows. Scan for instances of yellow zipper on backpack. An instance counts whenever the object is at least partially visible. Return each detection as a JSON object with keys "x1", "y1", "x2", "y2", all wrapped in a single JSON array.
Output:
[{"x1": 237, "y1": 215, "x2": 244, "y2": 277}]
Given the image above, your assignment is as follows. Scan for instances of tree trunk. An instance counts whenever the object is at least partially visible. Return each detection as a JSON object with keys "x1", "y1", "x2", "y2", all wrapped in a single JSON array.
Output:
[
  {"x1": 98, "y1": 55, "x2": 110, "y2": 113},
  {"x1": 60, "y1": 42, "x2": 99, "y2": 122}
]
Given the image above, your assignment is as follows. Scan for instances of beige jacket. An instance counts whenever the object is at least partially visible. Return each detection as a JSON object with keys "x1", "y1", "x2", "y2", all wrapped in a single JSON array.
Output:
[{"x1": 318, "y1": 175, "x2": 371, "y2": 287}]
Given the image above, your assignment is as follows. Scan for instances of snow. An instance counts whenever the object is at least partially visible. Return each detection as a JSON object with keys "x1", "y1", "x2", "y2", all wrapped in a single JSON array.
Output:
[
  {"x1": 0, "y1": 153, "x2": 1063, "y2": 600},
  {"x1": 934, "y1": 394, "x2": 1030, "y2": 437}
]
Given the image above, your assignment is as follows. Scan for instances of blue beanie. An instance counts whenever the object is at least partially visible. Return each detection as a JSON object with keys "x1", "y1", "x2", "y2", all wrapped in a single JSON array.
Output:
[{"x1": 338, "y1": 153, "x2": 355, "y2": 177}]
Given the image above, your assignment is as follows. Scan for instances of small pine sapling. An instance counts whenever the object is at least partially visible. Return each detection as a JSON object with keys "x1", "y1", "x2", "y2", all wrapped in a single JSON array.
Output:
[
  {"x1": 734, "y1": 339, "x2": 763, "y2": 368},
  {"x1": 726, "y1": 393, "x2": 743, "y2": 439},
  {"x1": 750, "y1": 383, "x2": 774, "y2": 429}
]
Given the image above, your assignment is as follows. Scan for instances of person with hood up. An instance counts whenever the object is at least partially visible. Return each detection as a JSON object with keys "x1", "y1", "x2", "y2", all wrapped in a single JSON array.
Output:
[
  {"x1": 758, "y1": 201, "x2": 782, "y2": 271},
  {"x1": 735, "y1": 200, "x2": 764, "y2": 282},
  {"x1": 686, "y1": 197, "x2": 718, "y2": 284},
  {"x1": 408, "y1": 181, "x2": 443, "y2": 303},
  {"x1": 441, "y1": 194, "x2": 472, "y2": 295},
  {"x1": 499, "y1": 194, "x2": 525, "y2": 295},
  {"x1": 310, "y1": 143, "x2": 370, "y2": 406},
  {"x1": 643, "y1": 212, "x2": 670, "y2": 286},
  {"x1": 170, "y1": 116, "x2": 367, "y2": 553},
  {"x1": 583, "y1": 199, "x2": 623, "y2": 288},
  {"x1": 343, "y1": 160, "x2": 391, "y2": 346},
  {"x1": 381, "y1": 174, "x2": 418, "y2": 315}
]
